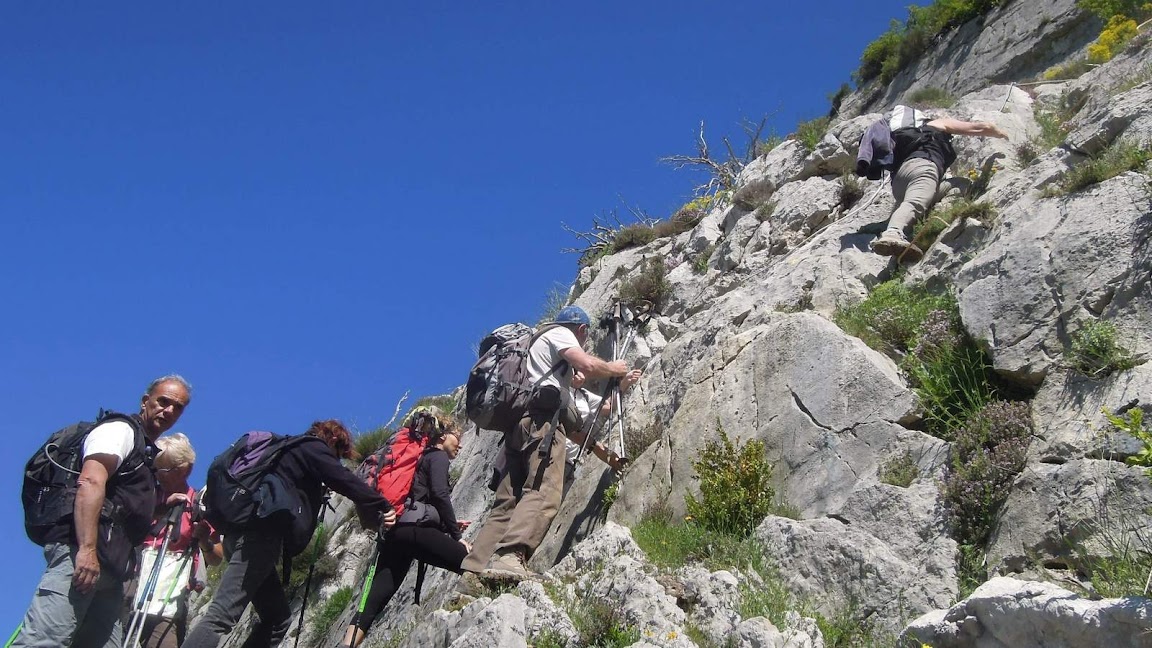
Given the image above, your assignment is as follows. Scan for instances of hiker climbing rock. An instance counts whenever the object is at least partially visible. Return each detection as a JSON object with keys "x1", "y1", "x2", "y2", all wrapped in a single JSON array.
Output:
[
  {"x1": 857, "y1": 106, "x2": 1008, "y2": 262},
  {"x1": 124, "y1": 433, "x2": 223, "y2": 648},
  {"x1": 343, "y1": 414, "x2": 471, "y2": 648},
  {"x1": 183, "y1": 420, "x2": 396, "y2": 648},
  {"x1": 13, "y1": 375, "x2": 192, "y2": 648},
  {"x1": 462, "y1": 305, "x2": 632, "y2": 582}
]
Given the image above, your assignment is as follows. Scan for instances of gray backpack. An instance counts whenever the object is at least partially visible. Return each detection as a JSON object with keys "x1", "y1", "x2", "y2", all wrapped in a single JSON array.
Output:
[{"x1": 465, "y1": 323, "x2": 568, "y2": 433}]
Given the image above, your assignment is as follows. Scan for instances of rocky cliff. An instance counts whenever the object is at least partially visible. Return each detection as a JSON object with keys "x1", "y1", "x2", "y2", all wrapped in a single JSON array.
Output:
[{"x1": 199, "y1": 1, "x2": 1152, "y2": 646}]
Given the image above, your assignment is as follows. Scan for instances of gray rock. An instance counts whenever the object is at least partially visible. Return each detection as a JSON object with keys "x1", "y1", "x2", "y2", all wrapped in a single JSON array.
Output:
[
  {"x1": 1068, "y1": 83, "x2": 1152, "y2": 155},
  {"x1": 957, "y1": 171, "x2": 1152, "y2": 386},
  {"x1": 1029, "y1": 363, "x2": 1152, "y2": 462},
  {"x1": 901, "y1": 576, "x2": 1152, "y2": 648},
  {"x1": 733, "y1": 140, "x2": 810, "y2": 209},
  {"x1": 676, "y1": 566, "x2": 742, "y2": 643},
  {"x1": 763, "y1": 176, "x2": 840, "y2": 254},
  {"x1": 843, "y1": 0, "x2": 1097, "y2": 118},
  {"x1": 987, "y1": 459, "x2": 1152, "y2": 580}
]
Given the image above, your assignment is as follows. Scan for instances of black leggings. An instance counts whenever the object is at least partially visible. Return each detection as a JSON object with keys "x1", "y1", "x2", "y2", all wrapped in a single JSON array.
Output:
[{"x1": 352, "y1": 525, "x2": 467, "y2": 633}]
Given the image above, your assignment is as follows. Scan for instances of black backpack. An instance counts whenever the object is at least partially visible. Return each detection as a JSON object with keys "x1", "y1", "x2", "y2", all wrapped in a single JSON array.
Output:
[
  {"x1": 203, "y1": 431, "x2": 316, "y2": 556},
  {"x1": 465, "y1": 323, "x2": 568, "y2": 433},
  {"x1": 22, "y1": 410, "x2": 147, "y2": 546}
]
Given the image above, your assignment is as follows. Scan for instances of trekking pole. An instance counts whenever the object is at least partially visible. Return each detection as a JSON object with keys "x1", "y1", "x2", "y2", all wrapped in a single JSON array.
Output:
[
  {"x1": 293, "y1": 489, "x2": 332, "y2": 648},
  {"x1": 125, "y1": 503, "x2": 185, "y2": 648},
  {"x1": 346, "y1": 534, "x2": 383, "y2": 646}
]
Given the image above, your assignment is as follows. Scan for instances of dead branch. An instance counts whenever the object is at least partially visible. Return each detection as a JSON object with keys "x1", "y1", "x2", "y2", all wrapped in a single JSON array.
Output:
[{"x1": 381, "y1": 390, "x2": 409, "y2": 431}]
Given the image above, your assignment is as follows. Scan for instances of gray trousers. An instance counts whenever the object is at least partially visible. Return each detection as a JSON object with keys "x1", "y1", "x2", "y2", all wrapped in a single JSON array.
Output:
[
  {"x1": 888, "y1": 157, "x2": 941, "y2": 234},
  {"x1": 462, "y1": 410, "x2": 568, "y2": 572},
  {"x1": 182, "y1": 533, "x2": 290, "y2": 648},
  {"x1": 10, "y1": 543, "x2": 126, "y2": 648}
]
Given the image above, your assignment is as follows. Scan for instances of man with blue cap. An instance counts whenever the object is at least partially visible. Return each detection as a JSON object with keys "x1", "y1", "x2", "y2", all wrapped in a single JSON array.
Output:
[{"x1": 463, "y1": 306, "x2": 632, "y2": 581}]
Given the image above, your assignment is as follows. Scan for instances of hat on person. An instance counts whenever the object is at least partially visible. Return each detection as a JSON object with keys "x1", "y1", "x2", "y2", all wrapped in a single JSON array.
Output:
[{"x1": 550, "y1": 306, "x2": 591, "y2": 327}]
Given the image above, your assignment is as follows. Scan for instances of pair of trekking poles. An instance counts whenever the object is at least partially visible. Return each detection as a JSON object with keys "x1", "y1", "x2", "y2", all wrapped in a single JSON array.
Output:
[
  {"x1": 123, "y1": 503, "x2": 191, "y2": 648},
  {"x1": 573, "y1": 300, "x2": 651, "y2": 483}
]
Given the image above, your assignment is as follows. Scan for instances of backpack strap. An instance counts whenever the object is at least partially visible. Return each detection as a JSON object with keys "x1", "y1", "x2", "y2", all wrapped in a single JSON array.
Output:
[{"x1": 413, "y1": 560, "x2": 428, "y2": 604}]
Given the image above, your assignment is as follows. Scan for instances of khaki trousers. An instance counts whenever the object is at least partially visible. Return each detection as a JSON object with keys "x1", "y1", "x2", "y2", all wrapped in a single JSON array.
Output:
[
  {"x1": 888, "y1": 157, "x2": 941, "y2": 234},
  {"x1": 462, "y1": 409, "x2": 567, "y2": 572}
]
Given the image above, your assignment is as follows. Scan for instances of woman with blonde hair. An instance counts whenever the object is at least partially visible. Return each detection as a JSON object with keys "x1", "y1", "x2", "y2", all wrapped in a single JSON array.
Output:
[{"x1": 127, "y1": 433, "x2": 223, "y2": 648}]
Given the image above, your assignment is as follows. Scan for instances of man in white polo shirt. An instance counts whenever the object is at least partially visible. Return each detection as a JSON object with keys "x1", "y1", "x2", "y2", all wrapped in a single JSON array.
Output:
[
  {"x1": 463, "y1": 306, "x2": 631, "y2": 581},
  {"x1": 13, "y1": 374, "x2": 192, "y2": 648}
]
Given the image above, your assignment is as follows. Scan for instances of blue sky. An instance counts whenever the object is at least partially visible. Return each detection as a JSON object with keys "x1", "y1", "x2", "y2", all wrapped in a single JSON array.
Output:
[{"x1": 0, "y1": 1, "x2": 916, "y2": 629}]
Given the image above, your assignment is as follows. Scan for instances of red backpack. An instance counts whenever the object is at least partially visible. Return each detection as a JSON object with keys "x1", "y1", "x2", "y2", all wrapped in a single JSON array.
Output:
[{"x1": 355, "y1": 426, "x2": 428, "y2": 522}]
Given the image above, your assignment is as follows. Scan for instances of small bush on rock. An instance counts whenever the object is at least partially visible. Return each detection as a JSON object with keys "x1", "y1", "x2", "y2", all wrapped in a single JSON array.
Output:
[
  {"x1": 838, "y1": 173, "x2": 865, "y2": 211},
  {"x1": 1067, "y1": 319, "x2": 1140, "y2": 377},
  {"x1": 1104, "y1": 406, "x2": 1152, "y2": 474},
  {"x1": 686, "y1": 427, "x2": 776, "y2": 537},
  {"x1": 906, "y1": 86, "x2": 956, "y2": 108},
  {"x1": 691, "y1": 244, "x2": 715, "y2": 275},
  {"x1": 940, "y1": 400, "x2": 1033, "y2": 590},
  {"x1": 354, "y1": 425, "x2": 393, "y2": 462},
  {"x1": 1043, "y1": 140, "x2": 1152, "y2": 197},
  {"x1": 1088, "y1": 15, "x2": 1140, "y2": 63},
  {"x1": 794, "y1": 116, "x2": 831, "y2": 152},
  {"x1": 833, "y1": 279, "x2": 953, "y2": 354},
  {"x1": 619, "y1": 257, "x2": 672, "y2": 313},
  {"x1": 879, "y1": 451, "x2": 919, "y2": 487},
  {"x1": 311, "y1": 586, "x2": 352, "y2": 640},
  {"x1": 904, "y1": 309, "x2": 996, "y2": 438},
  {"x1": 911, "y1": 199, "x2": 996, "y2": 251}
]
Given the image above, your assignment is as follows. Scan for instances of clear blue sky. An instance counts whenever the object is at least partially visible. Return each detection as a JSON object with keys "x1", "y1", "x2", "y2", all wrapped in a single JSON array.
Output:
[{"x1": 0, "y1": 1, "x2": 915, "y2": 629}]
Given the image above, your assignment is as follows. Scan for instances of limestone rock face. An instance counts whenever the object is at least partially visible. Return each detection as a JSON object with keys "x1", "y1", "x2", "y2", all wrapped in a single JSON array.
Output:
[
  {"x1": 842, "y1": 0, "x2": 1097, "y2": 118},
  {"x1": 901, "y1": 577, "x2": 1152, "y2": 648},
  {"x1": 956, "y1": 172, "x2": 1152, "y2": 386}
]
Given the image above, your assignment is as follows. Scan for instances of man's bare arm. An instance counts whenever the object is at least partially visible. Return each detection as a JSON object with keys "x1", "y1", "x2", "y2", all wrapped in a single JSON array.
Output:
[
  {"x1": 73, "y1": 454, "x2": 117, "y2": 593},
  {"x1": 926, "y1": 117, "x2": 1008, "y2": 139},
  {"x1": 561, "y1": 346, "x2": 628, "y2": 379}
]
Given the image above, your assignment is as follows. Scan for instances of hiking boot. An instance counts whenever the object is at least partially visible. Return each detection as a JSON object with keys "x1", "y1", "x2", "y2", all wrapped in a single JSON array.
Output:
[
  {"x1": 870, "y1": 229, "x2": 923, "y2": 263},
  {"x1": 456, "y1": 571, "x2": 486, "y2": 597},
  {"x1": 482, "y1": 551, "x2": 532, "y2": 582}
]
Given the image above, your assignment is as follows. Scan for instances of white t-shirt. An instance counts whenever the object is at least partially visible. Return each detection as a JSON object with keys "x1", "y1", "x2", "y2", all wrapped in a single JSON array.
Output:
[
  {"x1": 527, "y1": 326, "x2": 580, "y2": 392},
  {"x1": 81, "y1": 420, "x2": 136, "y2": 471}
]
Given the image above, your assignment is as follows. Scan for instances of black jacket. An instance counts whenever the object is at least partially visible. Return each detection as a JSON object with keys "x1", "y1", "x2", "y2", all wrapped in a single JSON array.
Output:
[
  {"x1": 409, "y1": 447, "x2": 460, "y2": 539},
  {"x1": 275, "y1": 436, "x2": 393, "y2": 538}
]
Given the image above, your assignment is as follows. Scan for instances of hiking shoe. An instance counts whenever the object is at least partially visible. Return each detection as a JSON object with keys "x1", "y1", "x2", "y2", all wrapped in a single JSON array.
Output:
[
  {"x1": 482, "y1": 551, "x2": 532, "y2": 582},
  {"x1": 870, "y1": 229, "x2": 923, "y2": 263},
  {"x1": 456, "y1": 571, "x2": 486, "y2": 597}
]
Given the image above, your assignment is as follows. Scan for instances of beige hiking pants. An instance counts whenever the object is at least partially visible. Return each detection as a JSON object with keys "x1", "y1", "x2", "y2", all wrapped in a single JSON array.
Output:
[
  {"x1": 462, "y1": 409, "x2": 567, "y2": 572},
  {"x1": 887, "y1": 157, "x2": 941, "y2": 234}
]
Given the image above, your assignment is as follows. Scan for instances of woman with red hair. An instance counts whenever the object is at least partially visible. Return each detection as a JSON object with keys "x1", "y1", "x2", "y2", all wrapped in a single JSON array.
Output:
[{"x1": 184, "y1": 420, "x2": 395, "y2": 648}]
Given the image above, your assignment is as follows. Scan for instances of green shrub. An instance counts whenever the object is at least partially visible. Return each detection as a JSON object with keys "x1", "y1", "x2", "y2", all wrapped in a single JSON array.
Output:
[
  {"x1": 625, "y1": 421, "x2": 663, "y2": 460},
  {"x1": 1035, "y1": 109, "x2": 1071, "y2": 149},
  {"x1": 911, "y1": 200, "x2": 996, "y2": 255},
  {"x1": 632, "y1": 506, "x2": 770, "y2": 573},
  {"x1": 828, "y1": 83, "x2": 853, "y2": 118},
  {"x1": 879, "y1": 451, "x2": 920, "y2": 487},
  {"x1": 1104, "y1": 406, "x2": 1152, "y2": 474},
  {"x1": 1016, "y1": 141, "x2": 1040, "y2": 167},
  {"x1": 685, "y1": 427, "x2": 776, "y2": 537},
  {"x1": 1044, "y1": 140, "x2": 1152, "y2": 197},
  {"x1": 1078, "y1": 0, "x2": 1150, "y2": 21},
  {"x1": 1072, "y1": 516, "x2": 1152, "y2": 598},
  {"x1": 838, "y1": 173, "x2": 865, "y2": 211},
  {"x1": 1042, "y1": 57, "x2": 1093, "y2": 81},
  {"x1": 754, "y1": 200, "x2": 777, "y2": 223},
  {"x1": 1068, "y1": 319, "x2": 1139, "y2": 377},
  {"x1": 856, "y1": 1, "x2": 1008, "y2": 85},
  {"x1": 536, "y1": 283, "x2": 570, "y2": 326},
  {"x1": 906, "y1": 332, "x2": 995, "y2": 439},
  {"x1": 611, "y1": 223, "x2": 659, "y2": 252},
  {"x1": 312, "y1": 586, "x2": 353, "y2": 640},
  {"x1": 833, "y1": 279, "x2": 953, "y2": 354},
  {"x1": 570, "y1": 601, "x2": 639, "y2": 647},
  {"x1": 795, "y1": 116, "x2": 831, "y2": 152},
  {"x1": 906, "y1": 86, "x2": 956, "y2": 108},
  {"x1": 691, "y1": 244, "x2": 715, "y2": 275},
  {"x1": 957, "y1": 543, "x2": 987, "y2": 599},
  {"x1": 619, "y1": 257, "x2": 672, "y2": 312},
  {"x1": 940, "y1": 400, "x2": 1033, "y2": 549},
  {"x1": 601, "y1": 482, "x2": 620, "y2": 514},
  {"x1": 756, "y1": 135, "x2": 784, "y2": 157},
  {"x1": 289, "y1": 524, "x2": 339, "y2": 592},
  {"x1": 530, "y1": 629, "x2": 570, "y2": 648},
  {"x1": 354, "y1": 425, "x2": 393, "y2": 459}
]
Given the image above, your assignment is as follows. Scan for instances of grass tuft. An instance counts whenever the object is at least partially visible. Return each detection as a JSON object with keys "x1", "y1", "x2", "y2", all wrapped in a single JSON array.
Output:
[
  {"x1": 911, "y1": 199, "x2": 995, "y2": 251},
  {"x1": 1043, "y1": 140, "x2": 1152, "y2": 197}
]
